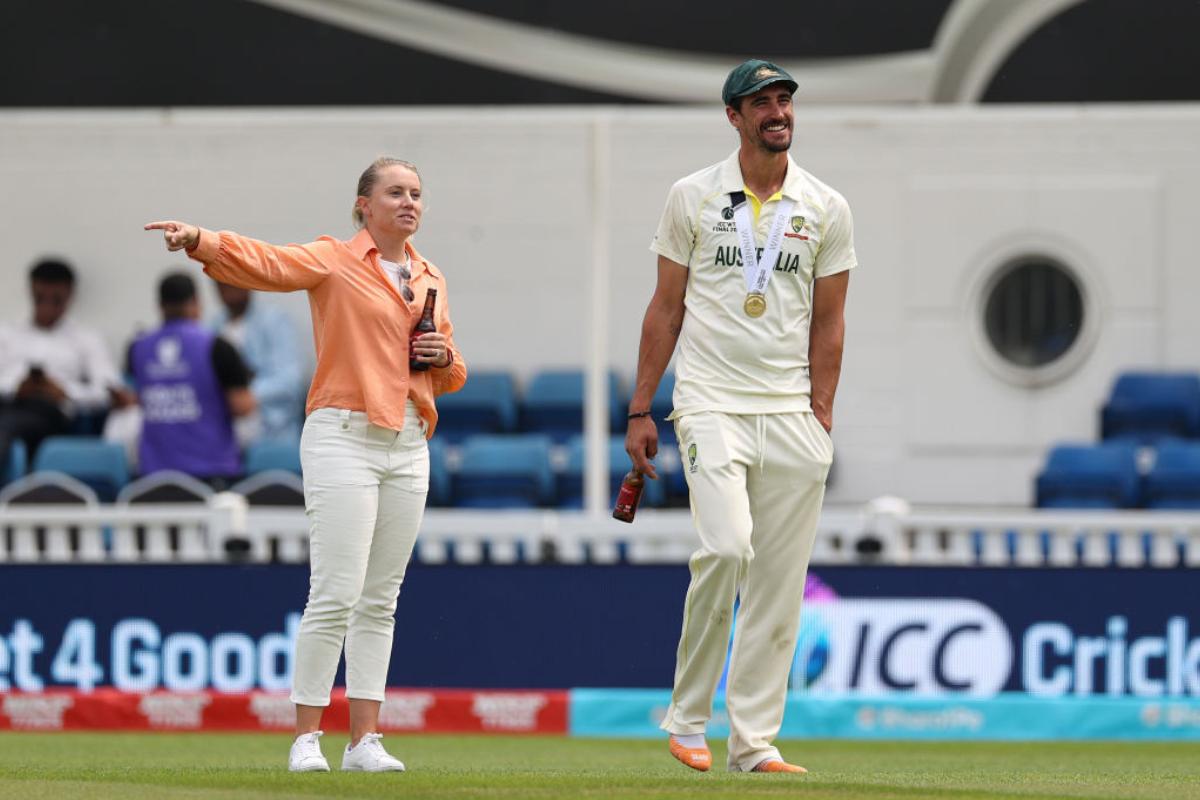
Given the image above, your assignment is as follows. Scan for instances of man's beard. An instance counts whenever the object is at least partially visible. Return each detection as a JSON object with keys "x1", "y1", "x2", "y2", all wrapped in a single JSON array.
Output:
[
  {"x1": 756, "y1": 123, "x2": 792, "y2": 153},
  {"x1": 761, "y1": 136, "x2": 791, "y2": 153}
]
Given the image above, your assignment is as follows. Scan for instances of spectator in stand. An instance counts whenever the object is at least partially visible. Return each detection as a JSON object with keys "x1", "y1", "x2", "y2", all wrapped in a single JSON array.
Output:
[
  {"x1": 0, "y1": 258, "x2": 130, "y2": 464},
  {"x1": 128, "y1": 272, "x2": 256, "y2": 488},
  {"x1": 210, "y1": 280, "x2": 305, "y2": 444}
]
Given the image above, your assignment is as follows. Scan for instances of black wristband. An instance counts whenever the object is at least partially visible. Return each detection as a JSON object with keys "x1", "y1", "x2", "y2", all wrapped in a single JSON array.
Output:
[{"x1": 627, "y1": 411, "x2": 653, "y2": 419}]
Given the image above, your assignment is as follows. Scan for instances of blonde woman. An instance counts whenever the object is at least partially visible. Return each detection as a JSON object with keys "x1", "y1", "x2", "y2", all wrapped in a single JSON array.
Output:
[{"x1": 147, "y1": 157, "x2": 467, "y2": 773}]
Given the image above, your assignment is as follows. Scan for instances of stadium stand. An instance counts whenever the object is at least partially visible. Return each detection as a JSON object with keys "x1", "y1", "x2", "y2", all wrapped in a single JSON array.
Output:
[
  {"x1": 2, "y1": 439, "x2": 26, "y2": 487},
  {"x1": 433, "y1": 370, "x2": 518, "y2": 443},
  {"x1": 557, "y1": 434, "x2": 667, "y2": 509},
  {"x1": 452, "y1": 434, "x2": 555, "y2": 508},
  {"x1": 427, "y1": 437, "x2": 451, "y2": 507},
  {"x1": 1100, "y1": 371, "x2": 1200, "y2": 443},
  {"x1": 0, "y1": 472, "x2": 102, "y2": 561},
  {"x1": 231, "y1": 469, "x2": 305, "y2": 506},
  {"x1": 228, "y1": 470, "x2": 306, "y2": 562},
  {"x1": 519, "y1": 369, "x2": 623, "y2": 441},
  {"x1": 648, "y1": 370, "x2": 676, "y2": 445},
  {"x1": 0, "y1": 470, "x2": 98, "y2": 507},
  {"x1": 1035, "y1": 442, "x2": 1141, "y2": 509},
  {"x1": 1143, "y1": 440, "x2": 1200, "y2": 509},
  {"x1": 32, "y1": 436, "x2": 130, "y2": 502},
  {"x1": 114, "y1": 471, "x2": 215, "y2": 561},
  {"x1": 243, "y1": 438, "x2": 303, "y2": 476}
]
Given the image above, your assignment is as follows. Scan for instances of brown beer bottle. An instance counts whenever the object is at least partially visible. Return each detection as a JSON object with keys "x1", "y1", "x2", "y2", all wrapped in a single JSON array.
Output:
[
  {"x1": 409, "y1": 288, "x2": 438, "y2": 372},
  {"x1": 612, "y1": 469, "x2": 645, "y2": 523}
]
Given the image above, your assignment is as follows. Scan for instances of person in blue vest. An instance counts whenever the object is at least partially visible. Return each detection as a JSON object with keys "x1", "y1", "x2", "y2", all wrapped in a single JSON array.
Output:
[{"x1": 128, "y1": 272, "x2": 256, "y2": 487}]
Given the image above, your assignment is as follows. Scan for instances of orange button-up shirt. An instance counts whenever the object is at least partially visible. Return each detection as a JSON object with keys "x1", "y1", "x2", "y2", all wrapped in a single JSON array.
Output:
[{"x1": 189, "y1": 227, "x2": 466, "y2": 437}]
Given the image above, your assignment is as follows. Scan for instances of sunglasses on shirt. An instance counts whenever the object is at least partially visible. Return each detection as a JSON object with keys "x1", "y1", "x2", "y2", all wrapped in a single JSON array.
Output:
[{"x1": 397, "y1": 262, "x2": 415, "y2": 302}]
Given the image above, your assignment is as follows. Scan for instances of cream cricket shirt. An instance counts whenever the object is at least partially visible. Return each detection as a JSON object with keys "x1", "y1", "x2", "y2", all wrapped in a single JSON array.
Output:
[{"x1": 651, "y1": 150, "x2": 856, "y2": 417}]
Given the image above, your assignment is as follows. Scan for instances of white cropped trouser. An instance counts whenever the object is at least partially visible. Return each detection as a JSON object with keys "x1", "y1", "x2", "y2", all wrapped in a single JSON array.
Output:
[
  {"x1": 660, "y1": 410, "x2": 833, "y2": 772},
  {"x1": 290, "y1": 403, "x2": 429, "y2": 706}
]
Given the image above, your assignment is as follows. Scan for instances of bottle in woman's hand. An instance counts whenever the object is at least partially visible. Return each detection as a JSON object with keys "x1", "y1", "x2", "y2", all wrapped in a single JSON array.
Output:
[{"x1": 409, "y1": 288, "x2": 438, "y2": 372}]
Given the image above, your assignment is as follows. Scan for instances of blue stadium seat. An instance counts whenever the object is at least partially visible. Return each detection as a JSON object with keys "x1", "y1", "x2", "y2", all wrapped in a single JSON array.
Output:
[
  {"x1": 519, "y1": 369, "x2": 622, "y2": 442},
  {"x1": 650, "y1": 371, "x2": 677, "y2": 445},
  {"x1": 557, "y1": 435, "x2": 666, "y2": 509},
  {"x1": 244, "y1": 438, "x2": 302, "y2": 476},
  {"x1": 1034, "y1": 443, "x2": 1141, "y2": 509},
  {"x1": 1101, "y1": 372, "x2": 1200, "y2": 443},
  {"x1": 1144, "y1": 441, "x2": 1200, "y2": 509},
  {"x1": 667, "y1": 454, "x2": 691, "y2": 505},
  {"x1": 32, "y1": 436, "x2": 130, "y2": 502},
  {"x1": 3, "y1": 440, "x2": 27, "y2": 487},
  {"x1": 427, "y1": 437, "x2": 451, "y2": 507},
  {"x1": 433, "y1": 370, "x2": 518, "y2": 443},
  {"x1": 453, "y1": 435, "x2": 554, "y2": 508}
]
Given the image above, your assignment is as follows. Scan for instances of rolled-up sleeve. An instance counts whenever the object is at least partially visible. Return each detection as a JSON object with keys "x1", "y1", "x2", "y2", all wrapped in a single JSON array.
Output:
[
  {"x1": 431, "y1": 288, "x2": 467, "y2": 398},
  {"x1": 190, "y1": 228, "x2": 333, "y2": 292}
]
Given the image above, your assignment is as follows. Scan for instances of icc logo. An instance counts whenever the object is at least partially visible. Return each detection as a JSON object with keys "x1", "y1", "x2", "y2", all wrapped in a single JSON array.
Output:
[
  {"x1": 802, "y1": 599, "x2": 1012, "y2": 697},
  {"x1": 155, "y1": 337, "x2": 182, "y2": 367}
]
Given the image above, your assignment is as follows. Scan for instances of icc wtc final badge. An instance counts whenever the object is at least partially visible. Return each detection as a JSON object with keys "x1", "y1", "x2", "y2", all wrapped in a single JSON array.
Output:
[{"x1": 744, "y1": 293, "x2": 766, "y2": 318}]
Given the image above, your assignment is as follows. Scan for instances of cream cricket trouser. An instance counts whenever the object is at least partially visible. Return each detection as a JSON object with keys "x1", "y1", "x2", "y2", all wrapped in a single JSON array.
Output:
[
  {"x1": 290, "y1": 403, "x2": 429, "y2": 706},
  {"x1": 660, "y1": 410, "x2": 833, "y2": 772}
]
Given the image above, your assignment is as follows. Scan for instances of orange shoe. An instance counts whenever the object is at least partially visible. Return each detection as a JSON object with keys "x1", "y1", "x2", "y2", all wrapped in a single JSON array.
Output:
[
  {"x1": 668, "y1": 736, "x2": 712, "y2": 772},
  {"x1": 752, "y1": 758, "x2": 807, "y2": 774}
]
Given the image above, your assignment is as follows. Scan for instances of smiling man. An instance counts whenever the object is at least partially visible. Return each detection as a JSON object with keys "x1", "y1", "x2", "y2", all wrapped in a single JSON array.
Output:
[{"x1": 624, "y1": 59, "x2": 856, "y2": 775}]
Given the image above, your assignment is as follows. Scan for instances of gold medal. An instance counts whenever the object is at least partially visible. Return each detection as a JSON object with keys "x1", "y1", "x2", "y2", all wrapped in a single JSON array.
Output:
[{"x1": 744, "y1": 293, "x2": 766, "y2": 318}]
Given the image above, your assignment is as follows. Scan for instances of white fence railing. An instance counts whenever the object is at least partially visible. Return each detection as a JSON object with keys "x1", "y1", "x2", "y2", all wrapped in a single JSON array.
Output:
[{"x1": 2, "y1": 496, "x2": 1200, "y2": 567}]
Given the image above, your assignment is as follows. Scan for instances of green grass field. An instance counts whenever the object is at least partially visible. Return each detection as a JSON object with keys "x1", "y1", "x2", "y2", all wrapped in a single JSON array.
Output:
[{"x1": 1, "y1": 733, "x2": 1197, "y2": 799}]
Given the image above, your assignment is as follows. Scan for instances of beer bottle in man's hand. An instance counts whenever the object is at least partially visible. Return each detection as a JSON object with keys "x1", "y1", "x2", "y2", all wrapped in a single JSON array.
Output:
[
  {"x1": 612, "y1": 469, "x2": 645, "y2": 523},
  {"x1": 409, "y1": 288, "x2": 438, "y2": 372}
]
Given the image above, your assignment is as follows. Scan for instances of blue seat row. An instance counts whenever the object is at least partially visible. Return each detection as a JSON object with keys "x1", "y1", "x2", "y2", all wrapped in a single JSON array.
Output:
[
  {"x1": 0, "y1": 436, "x2": 298, "y2": 502},
  {"x1": 3, "y1": 440, "x2": 28, "y2": 487},
  {"x1": 1035, "y1": 440, "x2": 1200, "y2": 510},
  {"x1": 435, "y1": 369, "x2": 676, "y2": 444},
  {"x1": 3, "y1": 433, "x2": 687, "y2": 510},
  {"x1": 28, "y1": 437, "x2": 130, "y2": 502},
  {"x1": 1100, "y1": 371, "x2": 1200, "y2": 443},
  {"x1": 431, "y1": 434, "x2": 673, "y2": 509}
]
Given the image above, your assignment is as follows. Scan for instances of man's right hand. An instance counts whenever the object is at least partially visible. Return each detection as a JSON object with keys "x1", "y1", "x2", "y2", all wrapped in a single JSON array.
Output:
[
  {"x1": 624, "y1": 416, "x2": 660, "y2": 480},
  {"x1": 144, "y1": 220, "x2": 200, "y2": 252}
]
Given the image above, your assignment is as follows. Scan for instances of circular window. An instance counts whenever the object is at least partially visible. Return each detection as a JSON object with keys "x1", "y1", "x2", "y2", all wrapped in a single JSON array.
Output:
[
  {"x1": 969, "y1": 250, "x2": 1099, "y2": 388},
  {"x1": 983, "y1": 258, "x2": 1083, "y2": 368}
]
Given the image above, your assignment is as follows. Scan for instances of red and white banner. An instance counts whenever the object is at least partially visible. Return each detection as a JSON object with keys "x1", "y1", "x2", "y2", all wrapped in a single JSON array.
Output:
[{"x1": 0, "y1": 688, "x2": 568, "y2": 734}]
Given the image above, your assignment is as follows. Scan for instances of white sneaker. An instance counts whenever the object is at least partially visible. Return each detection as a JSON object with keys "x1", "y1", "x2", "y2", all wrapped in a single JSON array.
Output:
[
  {"x1": 288, "y1": 730, "x2": 330, "y2": 772},
  {"x1": 341, "y1": 732, "x2": 406, "y2": 772}
]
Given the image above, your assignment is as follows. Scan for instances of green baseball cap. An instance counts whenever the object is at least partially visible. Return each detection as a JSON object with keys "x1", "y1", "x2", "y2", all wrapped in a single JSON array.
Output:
[{"x1": 722, "y1": 59, "x2": 798, "y2": 106}]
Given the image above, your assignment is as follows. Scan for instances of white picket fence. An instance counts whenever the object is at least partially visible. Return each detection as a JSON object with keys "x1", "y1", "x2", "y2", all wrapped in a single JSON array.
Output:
[{"x1": 2, "y1": 495, "x2": 1199, "y2": 567}]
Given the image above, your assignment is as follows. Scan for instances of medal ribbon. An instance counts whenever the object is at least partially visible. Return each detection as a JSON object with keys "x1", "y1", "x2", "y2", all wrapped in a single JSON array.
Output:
[{"x1": 730, "y1": 191, "x2": 795, "y2": 297}]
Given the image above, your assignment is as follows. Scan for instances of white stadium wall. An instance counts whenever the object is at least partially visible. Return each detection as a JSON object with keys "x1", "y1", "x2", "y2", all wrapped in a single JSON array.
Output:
[{"x1": 1, "y1": 106, "x2": 1198, "y2": 506}]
